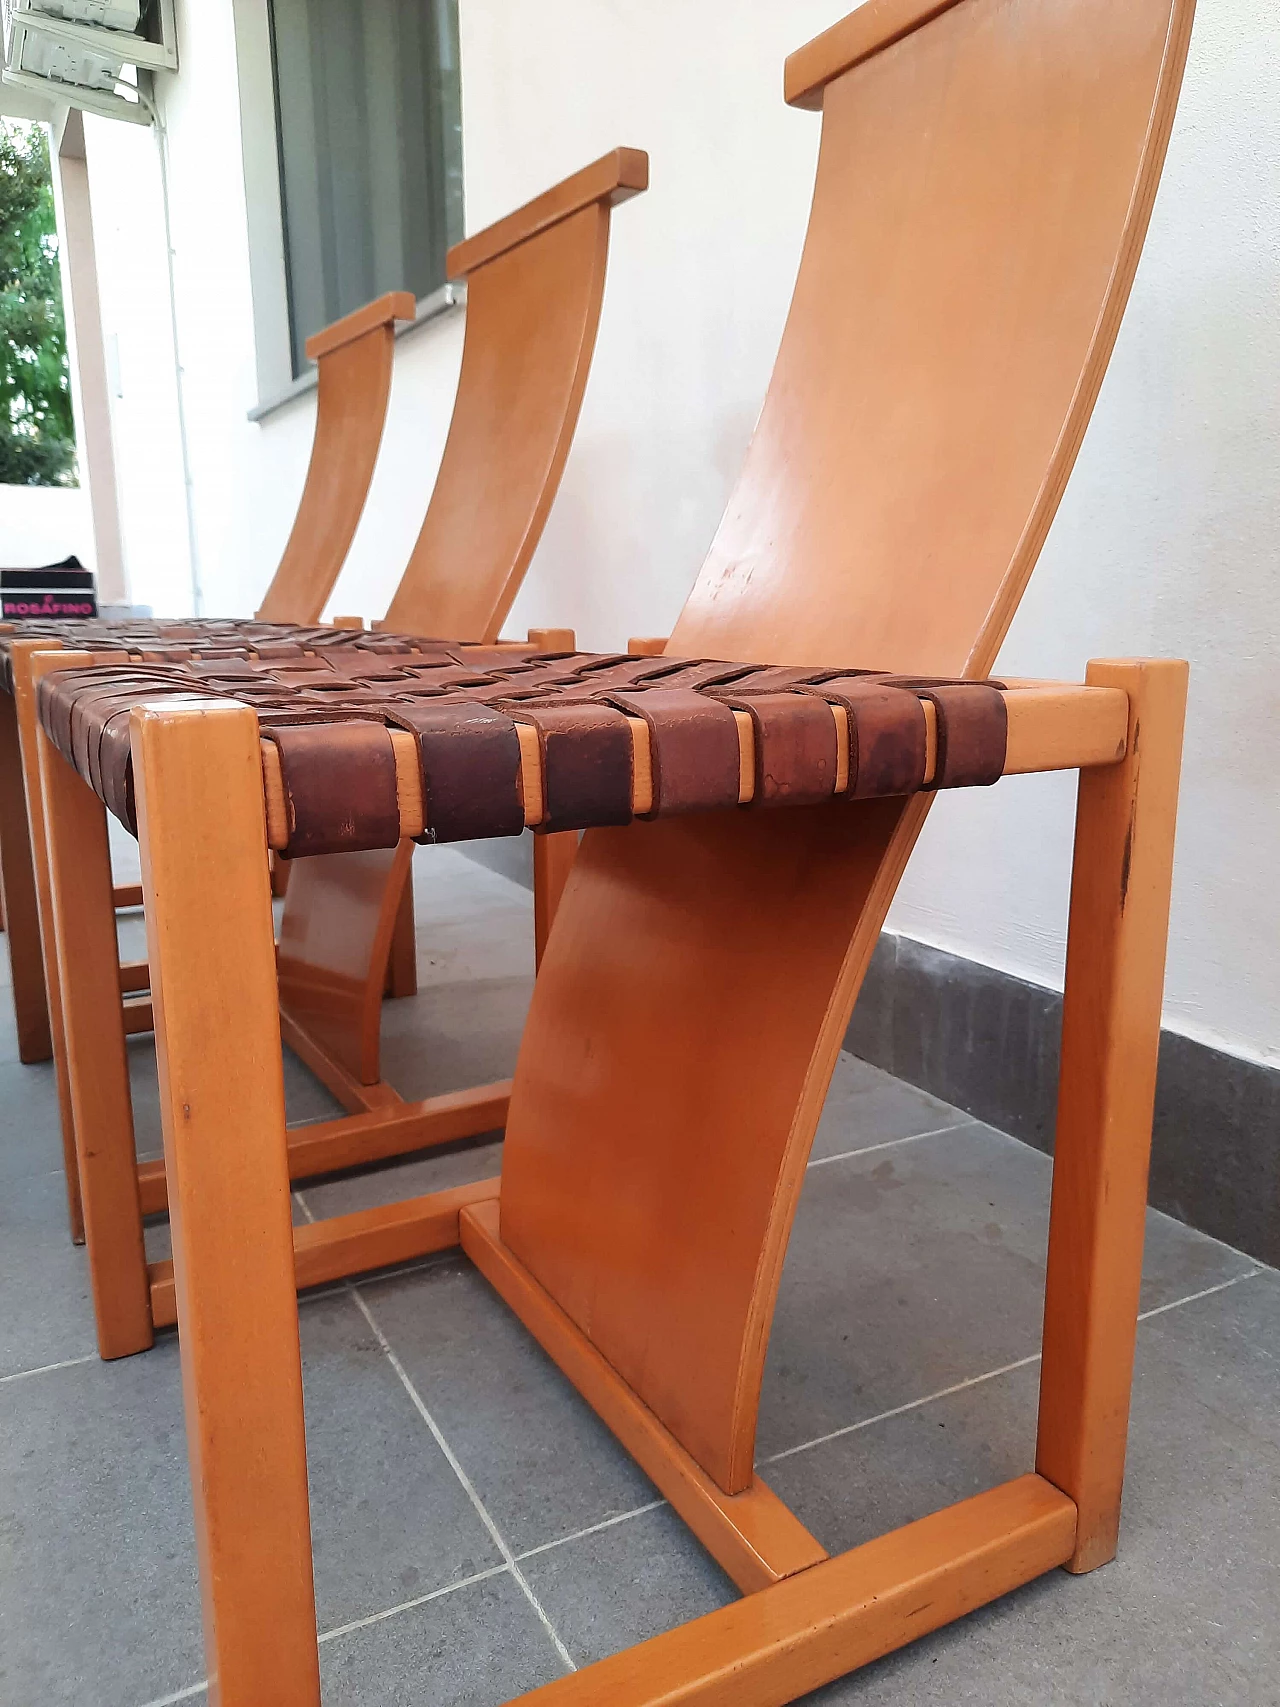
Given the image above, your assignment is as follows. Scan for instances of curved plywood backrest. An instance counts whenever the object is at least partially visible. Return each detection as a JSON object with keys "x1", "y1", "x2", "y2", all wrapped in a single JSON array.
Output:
[
  {"x1": 255, "y1": 292, "x2": 416, "y2": 623},
  {"x1": 670, "y1": 0, "x2": 1195, "y2": 677},
  {"x1": 500, "y1": 0, "x2": 1194, "y2": 1498},
  {"x1": 381, "y1": 149, "x2": 648, "y2": 641}
]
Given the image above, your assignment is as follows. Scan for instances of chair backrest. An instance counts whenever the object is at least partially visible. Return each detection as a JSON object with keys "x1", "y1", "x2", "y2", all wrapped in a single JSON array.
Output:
[
  {"x1": 255, "y1": 292, "x2": 416, "y2": 623},
  {"x1": 381, "y1": 149, "x2": 648, "y2": 640},
  {"x1": 670, "y1": 0, "x2": 1194, "y2": 679},
  {"x1": 499, "y1": 0, "x2": 1195, "y2": 1498}
]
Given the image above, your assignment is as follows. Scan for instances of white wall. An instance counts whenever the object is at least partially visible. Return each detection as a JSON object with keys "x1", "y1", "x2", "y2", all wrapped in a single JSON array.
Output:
[
  {"x1": 85, "y1": 0, "x2": 1280, "y2": 1068},
  {"x1": 0, "y1": 483, "x2": 92, "y2": 567}
]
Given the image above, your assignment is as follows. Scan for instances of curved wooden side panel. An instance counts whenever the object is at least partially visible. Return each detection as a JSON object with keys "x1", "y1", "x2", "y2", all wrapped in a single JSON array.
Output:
[
  {"x1": 255, "y1": 291, "x2": 415, "y2": 624},
  {"x1": 500, "y1": 0, "x2": 1194, "y2": 1496},
  {"x1": 277, "y1": 842, "x2": 411, "y2": 1085},
  {"x1": 501, "y1": 799, "x2": 926, "y2": 1492},
  {"x1": 381, "y1": 203, "x2": 611, "y2": 641},
  {"x1": 671, "y1": 0, "x2": 1196, "y2": 677}
]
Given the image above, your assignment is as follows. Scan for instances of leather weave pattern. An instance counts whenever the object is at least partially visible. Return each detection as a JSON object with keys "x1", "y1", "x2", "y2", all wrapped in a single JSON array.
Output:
[{"x1": 32, "y1": 635, "x2": 1008, "y2": 855}]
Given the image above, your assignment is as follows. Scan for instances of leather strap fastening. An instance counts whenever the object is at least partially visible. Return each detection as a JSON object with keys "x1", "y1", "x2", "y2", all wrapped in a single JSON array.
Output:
[
  {"x1": 878, "y1": 678, "x2": 1008, "y2": 788},
  {"x1": 794, "y1": 678, "x2": 929, "y2": 798},
  {"x1": 509, "y1": 702, "x2": 634, "y2": 832},
  {"x1": 264, "y1": 722, "x2": 400, "y2": 858},
  {"x1": 389, "y1": 702, "x2": 524, "y2": 843},
  {"x1": 714, "y1": 691, "x2": 839, "y2": 807},
  {"x1": 603, "y1": 688, "x2": 741, "y2": 816}
]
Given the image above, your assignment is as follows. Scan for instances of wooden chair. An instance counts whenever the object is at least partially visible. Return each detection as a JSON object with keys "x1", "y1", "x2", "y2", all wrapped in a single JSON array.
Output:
[
  {"x1": 0, "y1": 290, "x2": 412, "y2": 1067},
  {"x1": 0, "y1": 289, "x2": 411, "y2": 1236},
  {"x1": 33, "y1": 0, "x2": 1193, "y2": 1699},
  {"x1": 4, "y1": 148, "x2": 646, "y2": 1242}
]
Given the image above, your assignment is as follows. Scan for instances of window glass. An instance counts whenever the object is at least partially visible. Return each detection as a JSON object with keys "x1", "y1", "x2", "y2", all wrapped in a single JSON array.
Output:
[{"x1": 268, "y1": 0, "x2": 463, "y2": 376}]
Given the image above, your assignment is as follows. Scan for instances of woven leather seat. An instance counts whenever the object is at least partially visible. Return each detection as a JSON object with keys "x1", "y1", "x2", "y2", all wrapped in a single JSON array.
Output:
[{"x1": 36, "y1": 646, "x2": 1009, "y2": 855}]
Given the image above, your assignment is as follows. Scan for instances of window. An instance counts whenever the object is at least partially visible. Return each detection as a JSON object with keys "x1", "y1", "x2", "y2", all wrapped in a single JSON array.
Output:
[{"x1": 267, "y1": 0, "x2": 463, "y2": 377}]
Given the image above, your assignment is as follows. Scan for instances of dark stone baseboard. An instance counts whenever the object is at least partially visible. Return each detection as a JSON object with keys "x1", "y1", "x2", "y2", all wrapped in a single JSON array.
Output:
[{"x1": 845, "y1": 932, "x2": 1279, "y2": 1269}]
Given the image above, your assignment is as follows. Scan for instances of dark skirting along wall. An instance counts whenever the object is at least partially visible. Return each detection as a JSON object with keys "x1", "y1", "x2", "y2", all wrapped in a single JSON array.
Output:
[
  {"x1": 845, "y1": 933, "x2": 1279, "y2": 1270},
  {"x1": 458, "y1": 838, "x2": 1277, "y2": 1270}
]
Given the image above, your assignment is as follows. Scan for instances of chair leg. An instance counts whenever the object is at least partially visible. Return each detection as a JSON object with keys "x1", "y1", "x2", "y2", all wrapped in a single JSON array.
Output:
[
  {"x1": 0, "y1": 688, "x2": 52, "y2": 1062},
  {"x1": 1036, "y1": 659, "x2": 1188, "y2": 1573},
  {"x1": 384, "y1": 857, "x2": 418, "y2": 997},
  {"x1": 11, "y1": 644, "x2": 83, "y2": 1242},
  {"x1": 38, "y1": 722, "x2": 152, "y2": 1359},
  {"x1": 132, "y1": 697, "x2": 321, "y2": 1706},
  {"x1": 533, "y1": 830, "x2": 578, "y2": 967}
]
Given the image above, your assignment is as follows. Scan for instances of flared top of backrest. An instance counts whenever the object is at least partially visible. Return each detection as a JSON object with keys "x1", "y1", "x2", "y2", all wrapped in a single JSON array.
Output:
[
  {"x1": 255, "y1": 291, "x2": 416, "y2": 624},
  {"x1": 670, "y1": 0, "x2": 1194, "y2": 676},
  {"x1": 381, "y1": 149, "x2": 648, "y2": 641}
]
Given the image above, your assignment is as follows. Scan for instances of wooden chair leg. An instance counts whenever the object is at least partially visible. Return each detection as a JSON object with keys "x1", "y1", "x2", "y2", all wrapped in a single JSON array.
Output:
[
  {"x1": 0, "y1": 688, "x2": 52, "y2": 1062},
  {"x1": 37, "y1": 723, "x2": 153, "y2": 1358},
  {"x1": 1036, "y1": 659, "x2": 1188, "y2": 1573},
  {"x1": 384, "y1": 857, "x2": 418, "y2": 997},
  {"x1": 533, "y1": 830, "x2": 578, "y2": 968},
  {"x1": 277, "y1": 841, "x2": 411, "y2": 1086},
  {"x1": 131, "y1": 697, "x2": 321, "y2": 1706},
  {"x1": 11, "y1": 644, "x2": 83, "y2": 1242},
  {"x1": 270, "y1": 850, "x2": 292, "y2": 898}
]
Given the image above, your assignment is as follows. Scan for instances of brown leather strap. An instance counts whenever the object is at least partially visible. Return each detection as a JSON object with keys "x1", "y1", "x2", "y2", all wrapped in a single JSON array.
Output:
[
  {"x1": 603, "y1": 688, "x2": 741, "y2": 816},
  {"x1": 509, "y1": 702, "x2": 634, "y2": 832},
  {"x1": 264, "y1": 722, "x2": 400, "y2": 857},
  {"x1": 794, "y1": 678, "x2": 929, "y2": 798},
  {"x1": 715, "y1": 691, "x2": 839, "y2": 807},
  {"x1": 389, "y1": 702, "x2": 524, "y2": 843},
  {"x1": 879, "y1": 679, "x2": 1008, "y2": 788}
]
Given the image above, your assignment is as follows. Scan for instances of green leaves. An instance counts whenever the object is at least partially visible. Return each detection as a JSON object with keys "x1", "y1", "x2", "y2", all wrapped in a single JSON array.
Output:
[{"x1": 0, "y1": 120, "x2": 77, "y2": 487}]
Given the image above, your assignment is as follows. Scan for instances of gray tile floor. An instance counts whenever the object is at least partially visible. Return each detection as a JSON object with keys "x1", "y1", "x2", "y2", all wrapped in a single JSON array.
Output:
[{"x1": 0, "y1": 846, "x2": 1276, "y2": 1706}]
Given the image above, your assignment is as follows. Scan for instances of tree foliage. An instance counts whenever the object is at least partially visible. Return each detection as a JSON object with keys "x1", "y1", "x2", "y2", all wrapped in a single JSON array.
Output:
[{"x1": 0, "y1": 121, "x2": 77, "y2": 486}]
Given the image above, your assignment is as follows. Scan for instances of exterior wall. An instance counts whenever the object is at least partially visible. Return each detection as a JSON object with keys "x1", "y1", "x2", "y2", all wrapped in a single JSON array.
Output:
[
  {"x1": 0, "y1": 484, "x2": 92, "y2": 568},
  {"x1": 78, "y1": 0, "x2": 1280, "y2": 1067}
]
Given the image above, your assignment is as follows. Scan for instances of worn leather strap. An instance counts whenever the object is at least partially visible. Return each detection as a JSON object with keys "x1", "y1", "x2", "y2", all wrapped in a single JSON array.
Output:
[
  {"x1": 603, "y1": 688, "x2": 741, "y2": 816},
  {"x1": 877, "y1": 678, "x2": 1009, "y2": 788},
  {"x1": 509, "y1": 702, "x2": 634, "y2": 831},
  {"x1": 714, "y1": 690, "x2": 840, "y2": 807},
  {"x1": 794, "y1": 678, "x2": 929, "y2": 798},
  {"x1": 389, "y1": 701, "x2": 524, "y2": 843},
  {"x1": 264, "y1": 722, "x2": 400, "y2": 858}
]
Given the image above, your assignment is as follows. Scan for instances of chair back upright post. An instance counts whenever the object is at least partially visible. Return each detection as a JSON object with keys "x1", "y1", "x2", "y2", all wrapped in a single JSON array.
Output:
[
  {"x1": 381, "y1": 148, "x2": 648, "y2": 641},
  {"x1": 497, "y1": 0, "x2": 1195, "y2": 1496},
  {"x1": 254, "y1": 291, "x2": 416, "y2": 624}
]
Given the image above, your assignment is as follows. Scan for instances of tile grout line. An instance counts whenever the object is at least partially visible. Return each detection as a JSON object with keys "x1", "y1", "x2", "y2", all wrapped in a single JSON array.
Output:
[
  {"x1": 0, "y1": 1351, "x2": 96, "y2": 1386},
  {"x1": 515, "y1": 1498, "x2": 668, "y2": 1563},
  {"x1": 761, "y1": 1264, "x2": 1266, "y2": 1468},
  {"x1": 293, "y1": 1189, "x2": 577, "y2": 1675},
  {"x1": 1135, "y1": 1266, "x2": 1264, "y2": 1320},
  {"x1": 760, "y1": 1350, "x2": 1047, "y2": 1466},
  {"x1": 318, "y1": 1561, "x2": 513, "y2": 1645},
  {"x1": 134, "y1": 1683, "x2": 206, "y2": 1707},
  {"x1": 807, "y1": 1118, "x2": 974, "y2": 1169}
]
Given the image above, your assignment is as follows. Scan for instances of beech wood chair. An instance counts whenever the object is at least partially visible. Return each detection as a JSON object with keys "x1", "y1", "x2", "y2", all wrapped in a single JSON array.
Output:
[
  {"x1": 31, "y1": 0, "x2": 1193, "y2": 1700},
  {"x1": 5, "y1": 148, "x2": 647, "y2": 1245},
  {"x1": 0, "y1": 289, "x2": 414, "y2": 1069}
]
